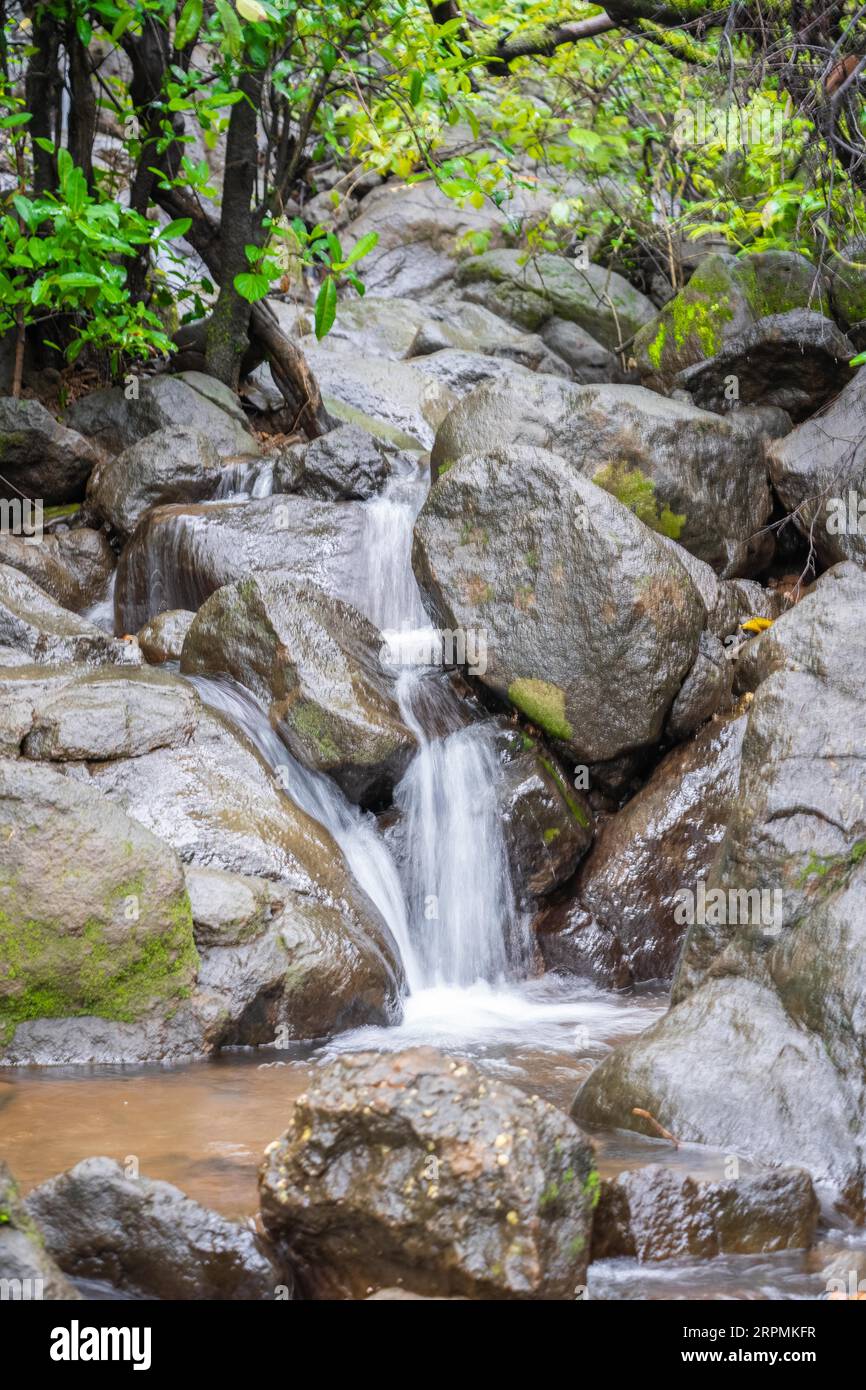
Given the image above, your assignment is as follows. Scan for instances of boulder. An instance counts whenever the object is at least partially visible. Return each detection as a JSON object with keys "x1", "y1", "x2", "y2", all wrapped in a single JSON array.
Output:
[
  {"x1": 190, "y1": 866, "x2": 403, "y2": 1038},
  {"x1": 768, "y1": 367, "x2": 866, "y2": 570},
  {"x1": 430, "y1": 378, "x2": 775, "y2": 576},
  {"x1": 827, "y1": 236, "x2": 866, "y2": 330},
  {"x1": 536, "y1": 713, "x2": 746, "y2": 985},
  {"x1": 26, "y1": 1158, "x2": 287, "y2": 1300},
  {"x1": 0, "y1": 758, "x2": 198, "y2": 1057},
  {"x1": 293, "y1": 345, "x2": 456, "y2": 450},
  {"x1": 137, "y1": 608, "x2": 196, "y2": 663},
  {"x1": 672, "y1": 310, "x2": 855, "y2": 421},
  {"x1": 539, "y1": 317, "x2": 617, "y2": 381},
  {"x1": 0, "y1": 563, "x2": 139, "y2": 668},
  {"x1": 592, "y1": 1164, "x2": 818, "y2": 1261},
  {"x1": 634, "y1": 250, "x2": 831, "y2": 387},
  {"x1": 405, "y1": 348, "x2": 536, "y2": 398},
  {"x1": 115, "y1": 494, "x2": 366, "y2": 634},
  {"x1": 412, "y1": 444, "x2": 706, "y2": 763},
  {"x1": 65, "y1": 373, "x2": 261, "y2": 460},
  {"x1": 0, "y1": 526, "x2": 114, "y2": 612},
  {"x1": 495, "y1": 727, "x2": 592, "y2": 905},
  {"x1": 259, "y1": 1048, "x2": 598, "y2": 1299},
  {"x1": 86, "y1": 426, "x2": 224, "y2": 538},
  {"x1": 278, "y1": 424, "x2": 392, "y2": 501},
  {"x1": 455, "y1": 249, "x2": 656, "y2": 348},
  {"x1": 573, "y1": 565, "x2": 866, "y2": 1216},
  {"x1": 180, "y1": 576, "x2": 414, "y2": 804},
  {"x1": 0, "y1": 396, "x2": 102, "y2": 504},
  {"x1": 0, "y1": 1160, "x2": 81, "y2": 1299}
]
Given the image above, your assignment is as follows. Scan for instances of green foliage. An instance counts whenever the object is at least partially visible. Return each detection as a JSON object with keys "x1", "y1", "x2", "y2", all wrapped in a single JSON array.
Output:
[{"x1": 594, "y1": 463, "x2": 687, "y2": 540}]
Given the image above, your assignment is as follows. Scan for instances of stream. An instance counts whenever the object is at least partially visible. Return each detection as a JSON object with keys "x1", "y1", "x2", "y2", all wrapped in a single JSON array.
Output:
[{"x1": 0, "y1": 452, "x2": 837, "y2": 1299}]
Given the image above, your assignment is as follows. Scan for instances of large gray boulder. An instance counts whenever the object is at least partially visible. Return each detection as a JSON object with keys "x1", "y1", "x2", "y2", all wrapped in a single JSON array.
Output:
[
  {"x1": 26, "y1": 1158, "x2": 287, "y2": 1300},
  {"x1": 0, "y1": 526, "x2": 114, "y2": 612},
  {"x1": 768, "y1": 367, "x2": 866, "y2": 570},
  {"x1": 412, "y1": 445, "x2": 706, "y2": 763},
  {"x1": 536, "y1": 712, "x2": 746, "y2": 985},
  {"x1": 259, "y1": 1048, "x2": 598, "y2": 1299},
  {"x1": 180, "y1": 576, "x2": 415, "y2": 804},
  {"x1": 0, "y1": 758, "x2": 198, "y2": 1058},
  {"x1": 431, "y1": 378, "x2": 776, "y2": 576},
  {"x1": 115, "y1": 495, "x2": 366, "y2": 634},
  {"x1": 573, "y1": 565, "x2": 866, "y2": 1217},
  {"x1": 86, "y1": 426, "x2": 224, "y2": 538},
  {"x1": 0, "y1": 396, "x2": 102, "y2": 503},
  {"x1": 454, "y1": 249, "x2": 656, "y2": 349},
  {"x1": 65, "y1": 373, "x2": 261, "y2": 460},
  {"x1": 0, "y1": 563, "x2": 138, "y2": 668}
]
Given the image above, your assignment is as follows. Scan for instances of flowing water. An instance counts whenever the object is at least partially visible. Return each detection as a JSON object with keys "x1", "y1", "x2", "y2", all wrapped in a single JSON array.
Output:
[{"x1": 0, "y1": 452, "x2": 832, "y2": 1299}]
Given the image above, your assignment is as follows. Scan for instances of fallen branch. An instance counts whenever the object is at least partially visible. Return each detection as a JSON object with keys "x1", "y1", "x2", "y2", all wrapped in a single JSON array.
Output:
[{"x1": 632, "y1": 1107, "x2": 680, "y2": 1147}]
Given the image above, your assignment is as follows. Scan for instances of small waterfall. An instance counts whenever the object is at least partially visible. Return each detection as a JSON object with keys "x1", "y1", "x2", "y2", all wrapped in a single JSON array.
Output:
[
  {"x1": 394, "y1": 671, "x2": 529, "y2": 988},
  {"x1": 353, "y1": 458, "x2": 429, "y2": 631},
  {"x1": 188, "y1": 673, "x2": 423, "y2": 991}
]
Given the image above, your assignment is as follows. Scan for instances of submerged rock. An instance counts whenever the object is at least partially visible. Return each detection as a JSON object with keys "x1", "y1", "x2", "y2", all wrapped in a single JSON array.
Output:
[
  {"x1": 86, "y1": 426, "x2": 224, "y2": 538},
  {"x1": 592, "y1": 1164, "x2": 818, "y2": 1261},
  {"x1": 259, "y1": 1048, "x2": 598, "y2": 1299},
  {"x1": 180, "y1": 576, "x2": 415, "y2": 804},
  {"x1": 0, "y1": 396, "x2": 102, "y2": 504},
  {"x1": 26, "y1": 1158, "x2": 288, "y2": 1300},
  {"x1": 413, "y1": 444, "x2": 705, "y2": 763},
  {"x1": 0, "y1": 1160, "x2": 81, "y2": 1299}
]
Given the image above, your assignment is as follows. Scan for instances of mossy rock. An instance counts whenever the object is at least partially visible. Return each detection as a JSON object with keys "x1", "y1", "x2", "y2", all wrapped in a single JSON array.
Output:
[
  {"x1": 634, "y1": 251, "x2": 832, "y2": 384},
  {"x1": 0, "y1": 759, "x2": 197, "y2": 1043}
]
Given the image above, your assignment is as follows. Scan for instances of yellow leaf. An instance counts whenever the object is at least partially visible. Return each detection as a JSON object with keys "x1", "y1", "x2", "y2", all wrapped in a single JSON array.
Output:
[
  {"x1": 741, "y1": 616, "x2": 773, "y2": 633},
  {"x1": 236, "y1": 0, "x2": 267, "y2": 21}
]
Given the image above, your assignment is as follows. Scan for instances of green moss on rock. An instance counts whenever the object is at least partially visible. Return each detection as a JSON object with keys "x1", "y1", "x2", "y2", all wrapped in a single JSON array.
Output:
[
  {"x1": 508, "y1": 678, "x2": 573, "y2": 742},
  {"x1": 593, "y1": 462, "x2": 686, "y2": 539}
]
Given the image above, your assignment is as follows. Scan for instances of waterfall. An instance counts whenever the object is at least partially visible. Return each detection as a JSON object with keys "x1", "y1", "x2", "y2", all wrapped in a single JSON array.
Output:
[{"x1": 188, "y1": 673, "x2": 423, "y2": 991}]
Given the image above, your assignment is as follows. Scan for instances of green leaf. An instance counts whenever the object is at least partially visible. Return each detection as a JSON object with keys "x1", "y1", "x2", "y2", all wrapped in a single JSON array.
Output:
[
  {"x1": 215, "y1": 0, "x2": 244, "y2": 57},
  {"x1": 56, "y1": 272, "x2": 105, "y2": 289},
  {"x1": 233, "y1": 271, "x2": 271, "y2": 302},
  {"x1": 321, "y1": 41, "x2": 338, "y2": 75},
  {"x1": 342, "y1": 231, "x2": 378, "y2": 268},
  {"x1": 409, "y1": 71, "x2": 423, "y2": 107},
  {"x1": 314, "y1": 276, "x2": 337, "y2": 340},
  {"x1": 0, "y1": 113, "x2": 33, "y2": 129},
  {"x1": 850, "y1": 352, "x2": 866, "y2": 367},
  {"x1": 175, "y1": 0, "x2": 203, "y2": 50},
  {"x1": 157, "y1": 217, "x2": 193, "y2": 240}
]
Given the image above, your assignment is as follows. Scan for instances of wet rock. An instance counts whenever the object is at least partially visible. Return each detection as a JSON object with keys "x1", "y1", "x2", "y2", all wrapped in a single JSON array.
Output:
[
  {"x1": 0, "y1": 1160, "x2": 81, "y2": 1299},
  {"x1": 495, "y1": 727, "x2": 592, "y2": 904},
  {"x1": 536, "y1": 714, "x2": 746, "y2": 984},
  {"x1": 665, "y1": 631, "x2": 733, "y2": 741},
  {"x1": 592, "y1": 1165, "x2": 818, "y2": 1261},
  {"x1": 278, "y1": 424, "x2": 392, "y2": 501},
  {"x1": 455, "y1": 249, "x2": 656, "y2": 348},
  {"x1": 84, "y1": 701, "x2": 404, "y2": 1010},
  {"x1": 0, "y1": 758, "x2": 197, "y2": 1057},
  {"x1": 295, "y1": 346, "x2": 456, "y2": 451},
  {"x1": 26, "y1": 1158, "x2": 287, "y2": 1300},
  {"x1": 180, "y1": 576, "x2": 414, "y2": 804},
  {"x1": 430, "y1": 378, "x2": 774, "y2": 577},
  {"x1": 86, "y1": 426, "x2": 223, "y2": 538},
  {"x1": 827, "y1": 236, "x2": 866, "y2": 330},
  {"x1": 672, "y1": 310, "x2": 855, "y2": 421},
  {"x1": 0, "y1": 396, "x2": 102, "y2": 504},
  {"x1": 634, "y1": 250, "x2": 831, "y2": 387},
  {"x1": 405, "y1": 348, "x2": 536, "y2": 398},
  {"x1": 15, "y1": 665, "x2": 198, "y2": 762},
  {"x1": 411, "y1": 299, "x2": 570, "y2": 376},
  {"x1": 191, "y1": 867, "x2": 402, "y2": 1038},
  {"x1": 65, "y1": 373, "x2": 261, "y2": 460},
  {"x1": 413, "y1": 444, "x2": 705, "y2": 763},
  {"x1": 115, "y1": 495, "x2": 365, "y2": 633},
  {"x1": 768, "y1": 367, "x2": 866, "y2": 569},
  {"x1": 539, "y1": 318, "x2": 617, "y2": 381},
  {"x1": 0, "y1": 563, "x2": 139, "y2": 667},
  {"x1": 0, "y1": 526, "x2": 114, "y2": 612},
  {"x1": 137, "y1": 608, "x2": 196, "y2": 663},
  {"x1": 659, "y1": 539, "x2": 782, "y2": 642},
  {"x1": 573, "y1": 565, "x2": 866, "y2": 1213},
  {"x1": 259, "y1": 1048, "x2": 597, "y2": 1299}
]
